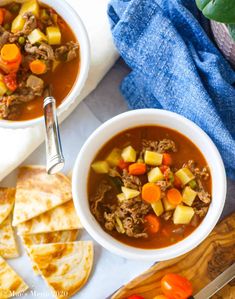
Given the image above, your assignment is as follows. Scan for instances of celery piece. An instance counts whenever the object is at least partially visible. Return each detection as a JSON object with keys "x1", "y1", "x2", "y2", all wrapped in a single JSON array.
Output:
[
  {"x1": 117, "y1": 193, "x2": 126, "y2": 202},
  {"x1": 173, "y1": 205, "x2": 195, "y2": 224},
  {"x1": 91, "y1": 161, "x2": 109, "y2": 174},
  {"x1": 182, "y1": 186, "x2": 197, "y2": 206},
  {"x1": 148, "y1": 167, "x2": 164, "y2": 183},
  {"x1": 28, "y1": 29, "x2": 47, "y2": 44},
  {"x1": 144, "y1": 151, "x2": 163, "y2": 166},
  {"x1": 175, "y1": 167, "x2": 195, "y2": 186},
  {"x1": 189, "y1": 179, "x2": 197, "y2": 189},
  {"x1": 46, "y1": 26, "x2": 61, "y2": 45},
  {"x1": 162, "y1": 197, "x2": 176, "y2": 211},
  {"x1": 121, "y1": 146, "x2": 136, "y2": 163},
  {"x1": 151, "y1": 200, "x2": 164, "y2": 216},
  {"x1": 121, "y1": 186, "x2": 140, "y2": 199}
]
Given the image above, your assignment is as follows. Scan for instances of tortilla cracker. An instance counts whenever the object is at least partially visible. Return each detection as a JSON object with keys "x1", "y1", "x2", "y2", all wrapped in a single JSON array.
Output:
[
  {"x1": 17, "y1": 201, "x2": 82, "y2": 235},
  {"x1": 21, "y1": 230, "x2": 79, "y2": 276},
  {"x1": 0, "y1": 256, "x2": 28, "y2": 298},
  {"x1": 0, "y1": 215, "x2": 19, "y2": 259},
  {"x1": 28, "y1": 241, "x2": 93, "y2": 299},
  {"x1": 13, "y1": 166, "x2": 72, "y2": 226},
  {"x1": 0, "y1": 188, "x2": 15, "y2": 226}
]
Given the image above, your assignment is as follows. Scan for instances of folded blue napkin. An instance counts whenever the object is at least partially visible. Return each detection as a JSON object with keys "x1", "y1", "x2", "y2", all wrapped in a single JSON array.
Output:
[{"x1": 108, "y1": 0, "x2": 235, "y2": 179}]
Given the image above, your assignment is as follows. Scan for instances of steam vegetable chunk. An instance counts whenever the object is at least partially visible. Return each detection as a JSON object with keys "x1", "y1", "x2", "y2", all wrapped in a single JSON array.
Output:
[
  {"x1": 121, "y1": 146, "x2": 136, "y2": 163},
  {"x1": 106, "y1": 148, "x2": 122, "y2": 166},
  {"x1": 144, "y1": 151, "x2": 163, "y2": 166},
  {"x1": 173, "y1": 205, "x2": 195, "y2": 224},
  {"x1": 175, "y1": 167, "x2": 195, "y2": 185},
  {"x1": 121, "y1": 187, "x2": 140, "y2": 199},
  {"x1": 151, "y1": 200, "x2": 164, "y2": 216},
  {"x1": 91, "y1": 161, "x2": 109, "y2": 174},
  {"x1": 148, "y1": 167, "x2": 164, "y2": 183},
  {"x1": 20, "y1": 0, "x2": 39, "y2": 17},
  {"x1": 28, "y1": 29, "x2": 47, "y2": 44},
  {"x1": 182, "y1": 186, "x2": 197, "y2": 206}
]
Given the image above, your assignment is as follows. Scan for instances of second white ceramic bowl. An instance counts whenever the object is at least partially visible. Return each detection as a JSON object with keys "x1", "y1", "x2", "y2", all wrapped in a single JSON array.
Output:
[
  {"x1": 0, "y1": 0, "x2": 90, "y2": 129},
  {"x1": 72, "y1": 109, "x2": 227, "y2": 261}
]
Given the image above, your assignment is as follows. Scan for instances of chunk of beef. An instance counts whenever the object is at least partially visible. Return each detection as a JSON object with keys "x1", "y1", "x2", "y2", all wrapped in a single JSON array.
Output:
[
  {"x1": 39, "y1": 43, "x2": 55, "y2": 60},
  {"x1": 0, "y1": 102, "x2": 9, "y2": 119},
  {"x1": 122, "y1": 169, "x2": 142, "y2": 191},
  {"x1": 0, "y1": 30, "x2": 10, "y2": 50},
  {"x1": 183, "y1": 160, "x2": 210, "y2": 180},
  {"x1": 142, "y1": 139, "x2": 159, "y2": 152},
  {"x1": 104, "y1": 212, "x2": 115, "y2": 231},
  {"x1": 192, "y1": 198, "x2": 209, "y2": 218},
  {"x1": 156, "y1": 180, "x2": 171, "y2": 191},
  {"x1": 122, "y1": 217, "x2": 148, "y2": 238},
  {"x1": 26, "y1": 75, "x2": 44, "y2": 96},
  {"x1": 162, "y1": 211, "x2": 173, "y2": 221},
  {"x1": 25, "y1": 42, "x2": 54, "y2": 61},
  {"x1": 158, "y1": 139, "x2": 177, "y2": 153},
  {"x1": 22, "y1": 12, "x2": 37, "y2": 35},
  {"x1": 90, "y1": 180, "x2": 112, "y2": 221},
  {"x1": 55, "y1": 41, "x2": 79, "y2": 62}
]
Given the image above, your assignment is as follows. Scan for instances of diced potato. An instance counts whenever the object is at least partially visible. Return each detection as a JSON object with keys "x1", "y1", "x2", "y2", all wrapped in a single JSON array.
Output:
[
  {"x1": 182, "y1": 186, "x2": 197, "y2": 206},
  {"x1": 106, "y1": 148, "x2": 122, "y2": 166},
  {"x1": 144, "y1": 151, "x2": 163, "y2": 166},
  {"x1": 117, "y1": 193, "x2": 126, "y2": 202},
  {"x1": 175, "y1": 167, "x2": 195, "y2": 186},
  {"x1": 173, "y1": 205, "x2": 195, "y2": 224},
  {"x1": 46, "y1": 26, "x2": 61, "y2": 45},
  {"x1": 20, "y1": 0, "x2": 39, "y2": 18},
  {"x1": 162, "y1": 197, "x2": 176, "y2": 211},
  {"x1": 148, "y1": 167, "x2": 164, "y2": 183},
  {"x1": 0, "y1": 81, "x2": 7, "y2": 96},
  {"x1": 121, "y1": 146, "x2": 136, "y2": 163},
  {"x1": 151, "y1": 200, "x2": 164, "y2": 216},
  {"x1": 121, "y1": 186, "x2": 140, "y2": 199},
  {"x1": 28, "y1": 28, "x2": 47, "y2": 45},
  {"x1": 11, "y1": 15, "x2": 26, "y2": 33},
  {"x1": 91, "y1": 161, "x2": 109, "y2": 174}
]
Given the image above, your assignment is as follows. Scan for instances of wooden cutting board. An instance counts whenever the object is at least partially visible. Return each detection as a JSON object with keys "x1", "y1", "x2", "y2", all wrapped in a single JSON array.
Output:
[{"x1": 111, "y1": 213, "x2": 235, "y2": 299}]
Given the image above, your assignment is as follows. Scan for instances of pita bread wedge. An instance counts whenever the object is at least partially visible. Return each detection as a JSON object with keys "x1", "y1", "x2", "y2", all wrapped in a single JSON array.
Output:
[
  {"x1": 0, "y1": 215, "x2": 19, "y2": 259},
  {"x1": 0, "y1": 188, "x2": 15, "y2": 226},
  {"x1": 0, "y1": 256, "x2": 28, "y2": 298},
  {"x1": 13, "y1": 166, "x2": 72, "y2": 226},
  {"x1": 21, "y1": 230, "x2": 79, "y2": 276},
  {"x1": 28, "y1": 241, "x2": 93, "y2": 299},
  {"x1": 17, "y1": 201, "x2": 82, "y2": 235}
]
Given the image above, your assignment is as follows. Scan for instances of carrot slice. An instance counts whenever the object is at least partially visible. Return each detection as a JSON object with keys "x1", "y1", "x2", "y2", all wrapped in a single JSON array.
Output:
[
  {"x1": 129, "y1": 163, "x2": 146, "y2": 175},
  {"x1": 166, "y1": 188, "x2": 182, "y2": 205},
  {"x1": 1, "y1": 44, "x2": 21, "y2": 63},
  {"x1": 0, "y1": 9, "x2": 4, "y2": 25},
  {"x1": 142, "y1": 183, "x2": 161, "y2": 203},
  {"x1": 162, "y1": 153, "x2": 172, "y2": 166},
  {"x1": 29, "y1": 60, "x2": 47, "y2": 75},
  {"x1": 145, "y1": 214, "x2": 160, "y2": 233}
]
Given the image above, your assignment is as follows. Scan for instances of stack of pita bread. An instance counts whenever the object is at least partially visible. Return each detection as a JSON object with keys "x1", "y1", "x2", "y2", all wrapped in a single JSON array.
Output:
[{"x1": 0, "y1": 166, "x2": 94, "y2": 299}]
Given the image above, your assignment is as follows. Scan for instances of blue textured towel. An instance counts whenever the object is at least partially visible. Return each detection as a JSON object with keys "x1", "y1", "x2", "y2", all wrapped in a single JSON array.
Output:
[{"x1": 108, "y1": 0, "x2": 235, "y2": 179}]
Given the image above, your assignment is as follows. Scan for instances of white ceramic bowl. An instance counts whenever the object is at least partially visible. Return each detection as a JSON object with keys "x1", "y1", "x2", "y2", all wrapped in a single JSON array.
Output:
[
  {"x1": 72, "y1": 109, "x2": 227, "y2": 261},
  {"x1": 0, "y1": 0, "x2": 90, "y2": 129}
]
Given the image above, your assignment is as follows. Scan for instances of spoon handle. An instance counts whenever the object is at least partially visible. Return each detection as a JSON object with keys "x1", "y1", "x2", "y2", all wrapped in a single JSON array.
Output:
[{"x1": 43, "y1": 96, "x2": 65, "y2": 174}]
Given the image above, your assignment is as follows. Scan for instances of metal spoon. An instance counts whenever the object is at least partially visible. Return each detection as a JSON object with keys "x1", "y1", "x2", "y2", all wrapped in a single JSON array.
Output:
[{"x1": 43, "y1": 88, "x2": 64, "y2": 175}]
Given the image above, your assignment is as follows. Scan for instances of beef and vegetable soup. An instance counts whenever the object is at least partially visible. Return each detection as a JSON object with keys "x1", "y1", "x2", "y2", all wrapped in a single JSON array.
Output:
[
  {"x1": 88, "y1": 126, "x2": 212, "y2": 249},
  {"x1": 0, "y1": 0, "x2": 80, "y2": 121}
]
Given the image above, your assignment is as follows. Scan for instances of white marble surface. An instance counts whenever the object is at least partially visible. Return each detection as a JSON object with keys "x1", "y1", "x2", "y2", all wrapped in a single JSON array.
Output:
[{"x1": 1, "y1": 59, "x2": 235, "y2": 299}]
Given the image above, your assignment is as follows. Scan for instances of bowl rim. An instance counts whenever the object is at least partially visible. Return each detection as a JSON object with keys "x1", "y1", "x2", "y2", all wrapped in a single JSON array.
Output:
[
  {"x1": 0, "y1": 0, "x2": 90, "y2": 129},
  {"x1": 72, "y1": 108, "x2": 227, "y2": 261}
]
